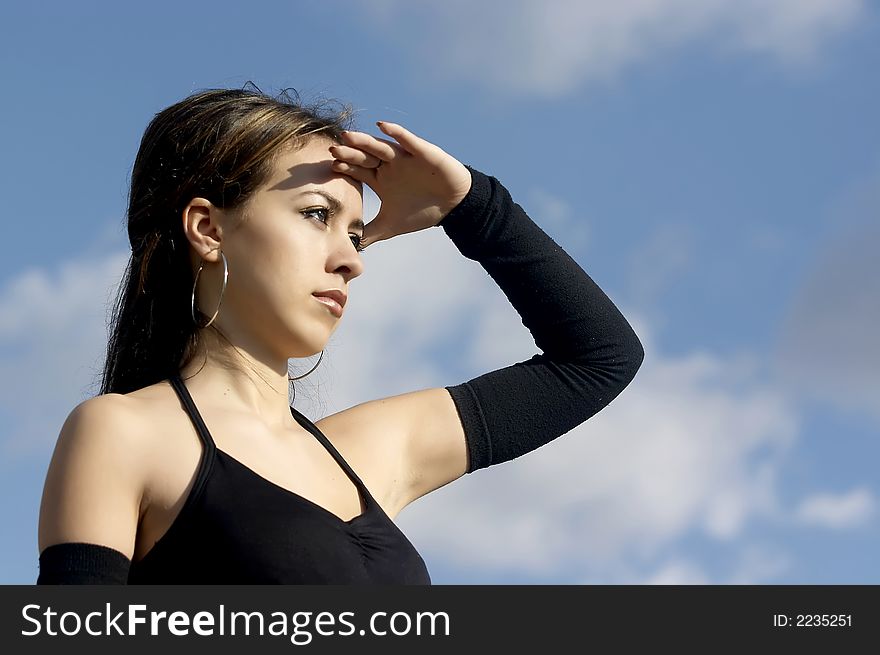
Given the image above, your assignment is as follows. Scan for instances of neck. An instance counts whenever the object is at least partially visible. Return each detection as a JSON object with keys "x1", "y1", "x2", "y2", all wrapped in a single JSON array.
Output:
[{"x1": 179, "y1": 327, "x2": 298, "y2": 430}]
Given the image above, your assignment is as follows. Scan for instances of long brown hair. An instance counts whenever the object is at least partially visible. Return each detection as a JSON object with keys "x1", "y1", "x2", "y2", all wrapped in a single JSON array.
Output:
[{"x1": 100, "y1": 86, "x2": 352, "y2": 396}]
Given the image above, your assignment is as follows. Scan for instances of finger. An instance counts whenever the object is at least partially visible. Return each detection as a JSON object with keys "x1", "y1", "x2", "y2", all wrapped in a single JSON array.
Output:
[
  {"x1": 339, "y1": 130, "x2": 399, "y2": 162},
  {"x1": 330, "y1": 160, "x2": 376, "y2": 185},
  {"x1": 376, "y1": 121, "x2": 430, "y2": 156},
  {"x1": 329, "y1": 144, "x2": 382, "y2": 169}
]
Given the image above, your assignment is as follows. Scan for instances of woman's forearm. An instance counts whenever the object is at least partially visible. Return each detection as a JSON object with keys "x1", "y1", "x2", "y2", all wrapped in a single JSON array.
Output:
[{"x1": 440, "y1": 166, "x2": 644, "y2": 472}]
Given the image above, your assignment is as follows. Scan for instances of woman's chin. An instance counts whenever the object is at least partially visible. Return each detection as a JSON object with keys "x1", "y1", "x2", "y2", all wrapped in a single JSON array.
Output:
[{"x1": 287, "y1": 333, "x2": 328, "y2": 359}]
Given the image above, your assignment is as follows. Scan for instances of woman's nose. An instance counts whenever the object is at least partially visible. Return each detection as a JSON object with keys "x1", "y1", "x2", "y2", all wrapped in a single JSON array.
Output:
[{"x1": 330, "y1": 235, "x2": 364, "y2": 280}]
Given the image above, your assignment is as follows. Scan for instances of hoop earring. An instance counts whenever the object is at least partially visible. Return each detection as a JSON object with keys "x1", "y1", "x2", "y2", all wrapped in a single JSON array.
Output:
[
  {"x1": 288, "y1": 349, "x2": 324, "y2": 381},
  {"x1": 191, "y1": 251, "x2": 228, "y2": 328}
]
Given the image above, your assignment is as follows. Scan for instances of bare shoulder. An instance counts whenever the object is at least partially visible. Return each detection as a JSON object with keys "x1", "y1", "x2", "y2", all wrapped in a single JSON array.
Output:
[
  {"x1": 316, "y1": 386, "x2": 469, "y2": 516},
  {"x1": 38, "y1": 393, "x2": 152, "y2": 559}
]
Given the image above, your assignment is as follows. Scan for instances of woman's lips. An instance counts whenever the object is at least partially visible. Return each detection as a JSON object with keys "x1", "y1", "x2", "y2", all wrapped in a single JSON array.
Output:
[{"x1": 312, "y1": 294, "x2": 343, "y2": 318}]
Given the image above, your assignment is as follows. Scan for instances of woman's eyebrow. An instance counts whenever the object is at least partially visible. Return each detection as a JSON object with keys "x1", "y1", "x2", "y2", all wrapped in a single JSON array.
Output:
[{"x1": 298, "y1": 189, "x2": 364, "y2": 230}]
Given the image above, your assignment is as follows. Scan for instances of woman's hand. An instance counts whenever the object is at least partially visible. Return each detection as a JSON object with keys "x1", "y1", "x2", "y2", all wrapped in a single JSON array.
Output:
[{"x1": 329, "y1": 122, "x2": 472, "y2": 249}]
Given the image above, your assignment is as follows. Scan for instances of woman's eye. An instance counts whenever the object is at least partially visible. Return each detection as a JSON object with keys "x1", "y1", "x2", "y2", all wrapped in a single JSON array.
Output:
[
  {"x1": 303, "y1": 207, "x2": 329, "y2": 222},
  {"x1": 304, "y1": 206, "x2": 364, "y2": 252}
]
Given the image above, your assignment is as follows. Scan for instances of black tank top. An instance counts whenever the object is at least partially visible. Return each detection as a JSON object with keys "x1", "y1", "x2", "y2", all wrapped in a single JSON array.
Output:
[{"x1": 127, "y1": 375, "x2": 431, "y2": 584}]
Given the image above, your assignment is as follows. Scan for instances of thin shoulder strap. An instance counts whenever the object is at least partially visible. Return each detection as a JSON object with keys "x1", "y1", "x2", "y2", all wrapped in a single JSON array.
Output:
[
  {"x1": 289, "y1": 405, "x2": 370, "y2": 496},
  {"x1": 168, "y1": 374, "x2": 217, "y2": 453}
]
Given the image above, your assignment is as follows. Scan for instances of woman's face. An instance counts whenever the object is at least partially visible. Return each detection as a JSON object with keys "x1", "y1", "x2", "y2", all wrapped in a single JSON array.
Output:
[{"x1": 208, "y1": 136, "x2": 366, "y2": 359}]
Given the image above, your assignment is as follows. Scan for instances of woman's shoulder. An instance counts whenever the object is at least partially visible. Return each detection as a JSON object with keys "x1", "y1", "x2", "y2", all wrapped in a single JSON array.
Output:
[
  {"x1": 74, "y1": 380, "x2": 169, "y2": 431},
  {"x1": 73, "y1": 380, "x2": 187, "y2": 492},
  {"x1": 66, "y1": 390, "x2": 149, "y2": 441},
  {"x1": 39, "y1": 388, "x2": 168, "y2": 556},
  {"x1": 61, "y1": 382, "x2": 178, "y2": 468},
  {"x1": 55, "y1": 392, "x2": 157, "y2": 479}
]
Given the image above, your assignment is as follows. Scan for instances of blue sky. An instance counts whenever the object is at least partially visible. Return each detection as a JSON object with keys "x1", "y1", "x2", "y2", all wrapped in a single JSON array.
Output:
[{"x1": 1, "y1": 0, "x2": 878, "y2": 584}]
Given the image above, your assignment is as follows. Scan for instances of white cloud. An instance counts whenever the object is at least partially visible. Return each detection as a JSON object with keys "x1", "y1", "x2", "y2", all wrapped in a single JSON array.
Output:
[
  {"x1": 795, "y1": 487, "x2": 875, "y2": 529},
  {"x1": 0, "y1": 250, "x2": 129, "y2": 458},
  {"x1": 362, "y1": 0, "x2": 865, "y2": 97}
]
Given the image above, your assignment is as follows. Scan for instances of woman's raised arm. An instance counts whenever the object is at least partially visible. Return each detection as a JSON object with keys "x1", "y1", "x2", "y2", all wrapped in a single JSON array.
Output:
[{"x1": 326, "y1": 126, "x2": 644, "y2": 512}]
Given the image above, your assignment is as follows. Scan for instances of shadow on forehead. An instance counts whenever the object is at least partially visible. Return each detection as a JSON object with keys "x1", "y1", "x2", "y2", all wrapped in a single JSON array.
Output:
[
  {"x1": 268, "y1": 161, "x2": 340, "y2": 192},
  {"x1": 269, "y1": 161, "x2": 363, "y2": 197}
]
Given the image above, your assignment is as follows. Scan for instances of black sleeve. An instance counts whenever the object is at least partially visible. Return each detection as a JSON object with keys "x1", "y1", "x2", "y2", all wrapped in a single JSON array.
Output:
[
  {"x1": 440, "y1": 166, "x2": 645, "y2": 473},
  {"x1": 37, "y1": 543, "x2": 131, "y2": 584}
]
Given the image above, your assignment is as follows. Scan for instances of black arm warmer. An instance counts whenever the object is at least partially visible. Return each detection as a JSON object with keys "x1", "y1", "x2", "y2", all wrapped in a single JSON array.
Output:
[
  {"x1": 37, "y1": 543, "x2": 131, "y2": 584},
  {"x1": 440, "y1": 167, "x2": 645, "y2": 473}
]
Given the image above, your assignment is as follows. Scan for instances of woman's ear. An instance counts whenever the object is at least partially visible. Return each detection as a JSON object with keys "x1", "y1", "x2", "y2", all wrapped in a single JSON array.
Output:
[{"x1": 182, "y1": 197, "x2": 224, "y2": 261}]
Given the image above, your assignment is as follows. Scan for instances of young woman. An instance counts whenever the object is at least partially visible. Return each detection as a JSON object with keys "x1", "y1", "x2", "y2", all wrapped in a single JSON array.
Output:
[{"x1": 37, "y1": 88, "x2": 644, "y2": 584}]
